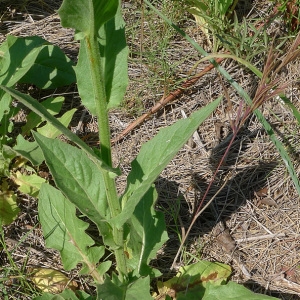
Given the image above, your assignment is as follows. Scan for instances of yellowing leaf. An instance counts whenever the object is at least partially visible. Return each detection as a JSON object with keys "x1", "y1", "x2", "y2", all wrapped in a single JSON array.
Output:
[
  {"x1": 13, "y1": 171, "x2": 46, "y2": 197},
  {"x1": 31, "y1": 268, "x2": 77, "y2": 293},
  {"x1": 155, "y1": 260, "x2": 231, "y2": 299},
  {"x1": 0, "y1": 180, "x2": 20, "y2": 226},
  {"x1": 188, "y1": 7, "x2": 211, "y2": 46}
]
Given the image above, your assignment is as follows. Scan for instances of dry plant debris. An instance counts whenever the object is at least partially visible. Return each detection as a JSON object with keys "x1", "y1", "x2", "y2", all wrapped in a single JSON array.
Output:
[{"x1": 0, "y1": 0, "x2": 300, "y2": 299}]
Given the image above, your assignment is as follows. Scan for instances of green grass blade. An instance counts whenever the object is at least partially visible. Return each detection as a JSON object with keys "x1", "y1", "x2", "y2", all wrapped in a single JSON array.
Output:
[
  {"x1": 144, "y1": 0, "x2": 300, "y2": 196},
  {"x1": 280, "y1": 95, "x2": 300, "y2": 126}
]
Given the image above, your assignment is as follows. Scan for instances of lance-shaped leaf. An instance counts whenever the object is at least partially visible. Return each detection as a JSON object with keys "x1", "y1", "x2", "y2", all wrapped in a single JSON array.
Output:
[
  {"x1": 73, "y1": 3, "x2": 128, "y2": 114},
  {"x1": 18, "y1": 44, "x2": 75, "y2": 89},
  {"x1": 125, "y1": 186, "x2": 168, "y2": 277},
  {"x1": 111, "y1": 96, "x2": 222, "y2": 228},
  {"x1": 14, "y1": 171, "x2": 46, "y2": 197},
  {"x1": 34, "y1": 133, "x2": 113, "y2": 245},
  {"x1": 39, "y1": 183, "x2": 105, "y2": 279},
  {"x1": 58, "y1": 0, "x2": 118, "y2": 35},
  {"x1": 156, "y1": 260, "x2": 231, "y2": 299},
  {"x1": 98, "y1": 5, "x2": 128, "y2": 109}
]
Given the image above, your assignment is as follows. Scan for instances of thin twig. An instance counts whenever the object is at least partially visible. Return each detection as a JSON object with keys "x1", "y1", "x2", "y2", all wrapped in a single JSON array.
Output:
[
  {"x1": 111, "y1": 57, "x2": 224, "y2": 145},
  {"x1": 235, "y1": 233, "x2": 286, "y2": 243},
  {"x1": 170, "y1": 177, "x2": 229, "y2": 270}
]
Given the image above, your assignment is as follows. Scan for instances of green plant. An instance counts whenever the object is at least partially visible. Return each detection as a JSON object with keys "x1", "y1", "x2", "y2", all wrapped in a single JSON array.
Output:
[
  {"x1": 0, "y1": 230, "x2": 42, "y2": 299},
  {"x1": 0, "y1": 35, "x2": 76, "y2": 226},
  {"x1": 0, "y1": 0, "x2": 225, "y2": 298},
  {"x1": 1, "y1": 0, "x2": 297, "y2": 298},
  {"x1": 272, "y1": 0, "x2": 300, "y2": 32},
  {"x1": 185, "y1": 0, "x2": 236, "y2": 51}
]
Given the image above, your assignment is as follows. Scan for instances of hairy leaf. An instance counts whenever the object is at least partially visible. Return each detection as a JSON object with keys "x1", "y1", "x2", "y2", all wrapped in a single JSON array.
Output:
[
  {"x1": 19, "y1": 45, "x2": 75, "y2": 89},
  {"x1": 156, "y1": 261, "x2": 231, "y2": 299},
  {"x1": 125, "y1": 186, "x2": 168, "y2": 277},
  {"x1": 0, "y1": 35, "x2": 74, "y2": 89},
  {"x1": 0, "y1": 35, "x2": 46, "y2": 86},
  {"x1": 34, "y1": 133, "x2": 113, "y2": 244},
  {"x1": 75, "y1": 4, "x2": 128, "y2": 114},
  {"x1": 0, "y1": 145, "x2": 15, "y2": 177},
  {"x1": 39, "y1": 183, "x2": 105, "y2": 275},
  {"x1": 111, "y1": 97, "x2": 221, "y2": 228},
  {"x1": 0, "y1": 86, "x2": 118, "y2": 175},
  {"x1": 31, "y1": 267, "x2": 77, "y2": 293},
  {"x1": 99, "y1": 4, "x2": 128, "y2": 109},
  {"x1": 0, "y1": 92, "x2": 12, "y2": 126}
]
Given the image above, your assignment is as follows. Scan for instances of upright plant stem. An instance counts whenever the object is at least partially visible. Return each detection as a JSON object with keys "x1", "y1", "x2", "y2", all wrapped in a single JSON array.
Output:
[{"x1": 86, "y1": 35, "x2": 127, "y2": 276}]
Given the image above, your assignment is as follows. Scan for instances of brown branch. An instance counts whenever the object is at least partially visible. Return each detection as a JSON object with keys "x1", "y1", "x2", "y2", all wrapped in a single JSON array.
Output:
[{"x1": 111, "y1": 57, "x2": 224, "y2": 145}]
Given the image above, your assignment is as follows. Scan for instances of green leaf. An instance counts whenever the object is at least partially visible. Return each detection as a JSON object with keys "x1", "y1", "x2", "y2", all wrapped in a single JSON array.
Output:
[
  {"x1": 125, "y1": 186, "x2": 168, "y2": 277},
  {"x1": 99, "y1": 5, "x2": 128, "y2": 109},
  {"x1": 0, "y1": 35, "x2": 46, "y2": 86},
  {"x1": 280, "y1": 95, "x2": 300, "y2": 126},
  {"x1": 111, "y1": 96, "x2": 221, "y2": 228},
  {"x1": 0, "y1": 180, "x2": 20, "y2": 226},
  {"x1": 39, "y1": 183, "x2": 105, "y2": 276},
  {"x1": 0, "y1": 145, "x2": 15, "y2": 177},
  {"x1": 0, "y1": 86, "x2": 118, "y2": 175},
  {"x1": 19, "y1": 44, "x2": 75, "y2": 89},
  {"x1": 0, "y1": 35, "x2": 75, "y2": 89},
  {"x1": 13, "y1": 171, "x2": 46, "y2": 197},
  {"x1": 202, "y1": 281, "x2": 278, "y2": 300},
  {"x1": 58, "y1": 0, "x2": 118, "y2": 36},
  {"x1": 33, "y1": 133, "x2": 113, "y2": 244},
  {"x1": 218, "y1": 0, "x2": 234, "y2": 16},
  {"x1": 37, "y1": 108, "x2": 76, "y2": 138},
  {"x1": 22, "y1": 96, "x2": 65, "y2": 135},
  {"x1": 0, "y1": 92, "x2": 12, "y2": 125},
  {"x1": 157, "y1": 261, "x2": 231, "y2": 299},
  {"x1": 96, "y1": 276, "x2": 153, "y2": 300},
  {"x1": 13, "y1": 135, "x2": 44, "y2": 166},
  {"x1": 75, "y1": 6, "x2": 128, "y2": 114}
]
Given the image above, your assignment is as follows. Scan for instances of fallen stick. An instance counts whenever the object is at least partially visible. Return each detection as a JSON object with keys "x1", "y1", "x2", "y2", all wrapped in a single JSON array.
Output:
[
  {"x1": 235, "y1": 233, "x2": 286, "y2": 243},
  {"x1": 111, "y1": 57, "x2": 224, "y2": 145}
]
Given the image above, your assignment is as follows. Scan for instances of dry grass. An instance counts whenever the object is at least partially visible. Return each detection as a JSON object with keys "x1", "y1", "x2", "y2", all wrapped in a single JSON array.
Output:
[{"x1": 0, "y1": 0, "x2": 300, "y2": 299}]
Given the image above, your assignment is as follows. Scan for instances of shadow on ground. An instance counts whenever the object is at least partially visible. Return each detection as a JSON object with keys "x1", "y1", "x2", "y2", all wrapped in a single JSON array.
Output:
[{"x1": 153, "y1": 125, "x2": 298, "y2": 298}]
